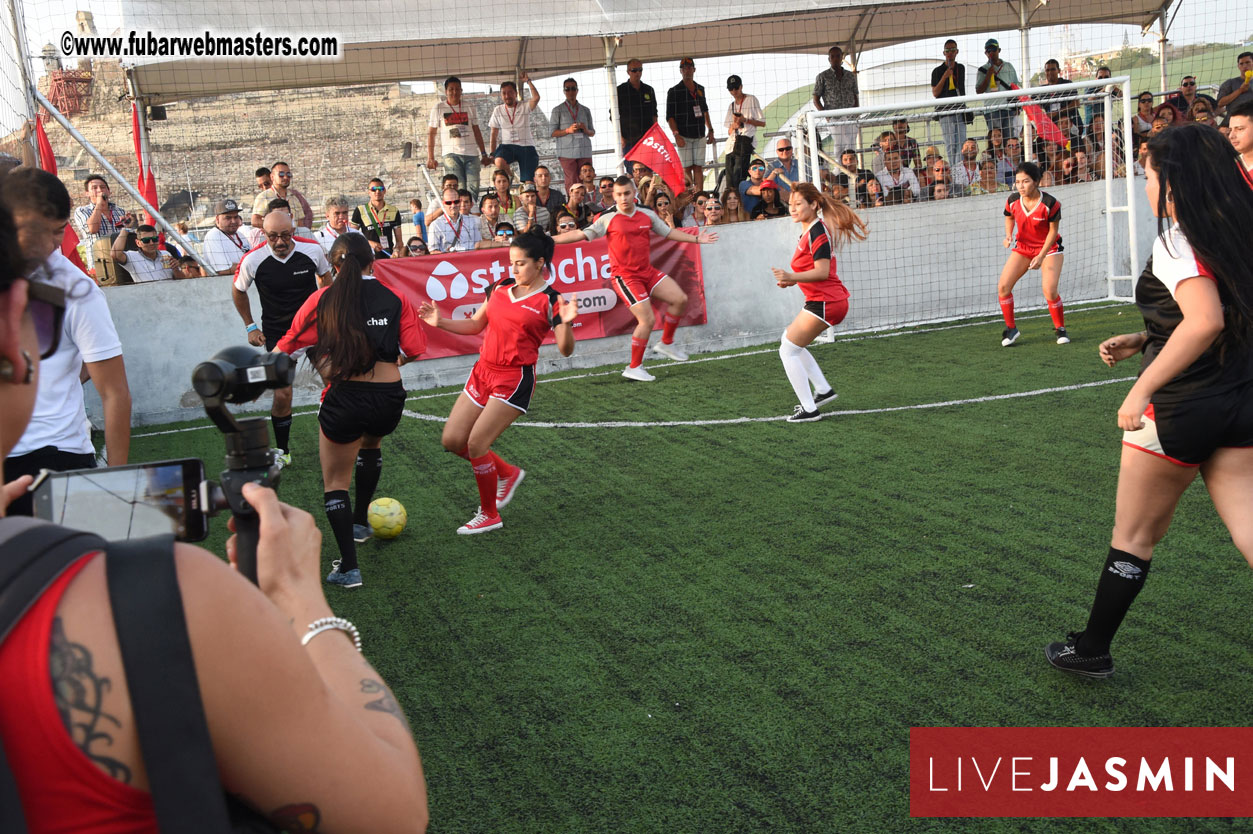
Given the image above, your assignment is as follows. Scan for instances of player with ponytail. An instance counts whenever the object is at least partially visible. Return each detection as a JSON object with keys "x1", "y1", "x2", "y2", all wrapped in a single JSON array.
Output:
[
  {"x1": 276, "y1": 232, "x2": 426, "y2": 587},
  {"x1": 769, "y1": 181, "x2": 868, "y2": 422}
]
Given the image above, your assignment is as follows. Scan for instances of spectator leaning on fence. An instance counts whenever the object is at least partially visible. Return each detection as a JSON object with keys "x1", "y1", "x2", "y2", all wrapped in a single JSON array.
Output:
[
  {"x1": 72, "y1": 174, "x2": 131, "y2": 275},
  {"x1": 489, "y1": 73, "x2": 541, "y2": 184},
  {"x1": 618, "y1": 58, "x2": 658, "y2": 176},
  {"x1": 951, "y1": 138, "x2": 982, "y2": 195},
  {"x1": 428, "y1": 76, "x2": 491, "y2": 195},
  {"x1": 1165, "y1": 74, "x2": 1217, "y2": 119},
  {"x1": 976, "y1": 40, "x2": 1019, "y2": 135},
  {"x1": 429, "y1": 187, "x2": 483, "y2": 253},
  {"x1": 739, "y1": 157, "x2": 768, "y2": 214},
  {"x1": 876, "y1": 149, "x2": 920, "y2": 204},
  {"x1": 767, "y1": 140, "x2": 800, "y2": 199},
  {"x1": 551, "y1": 78, "x2": 596, "y2": 193},
  {"x1": 931, "y1": 40, "x2": 969, "y2": 166},
  {"x1": 812, "y1": 46, "x2": 860, "y2": 160},
  {"x1": 513, "y1": 182, "x2": 552, "y2": 236},
  {"x1": 724, "y1": 75, "x2": 765, "y2": 187},
  {"x1": 202, "y1": 199, "x2": 251, "y2": 274},
  {"x1": 111, "y1": 224, "x2": 175, "y2": 283},
  {"x1": 667, "y1": 57, "x2": 715, "y2": 188}
]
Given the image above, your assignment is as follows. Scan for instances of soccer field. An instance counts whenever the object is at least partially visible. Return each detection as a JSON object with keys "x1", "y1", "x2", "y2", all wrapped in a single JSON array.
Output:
[{"x1": 133, "y1": 302, "x2": 1252, "y2": 833}]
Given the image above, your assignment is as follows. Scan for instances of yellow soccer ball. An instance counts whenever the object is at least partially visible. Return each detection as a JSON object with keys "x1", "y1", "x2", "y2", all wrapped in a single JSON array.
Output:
[{"x1": 367, "y1": 498, "x2": 407, "y2": 540}]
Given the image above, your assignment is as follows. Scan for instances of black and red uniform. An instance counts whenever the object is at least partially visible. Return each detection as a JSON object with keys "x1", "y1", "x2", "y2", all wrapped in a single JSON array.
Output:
[
  {"x1": 234, "y1": 237, "x2": 329, "y2": 350},
  {"x1": 1122, "y1": 226, "x2": 1253, "y2": 465},
  {"x1": 792, "y1": 219, "x2": 850, "y2": 327},
  {"x1": 1004, "y1": 192, "x2": 1063, "y2": 258},
  {"x1": 464, "y1": 277, "x2": 564, "y2": 413},
  {"x1": 277, "y1": 277, "x2": 426, "y2": 443}
]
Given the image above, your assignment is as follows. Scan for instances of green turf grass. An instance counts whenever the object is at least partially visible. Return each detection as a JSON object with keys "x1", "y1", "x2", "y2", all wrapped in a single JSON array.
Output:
[{"x1": 132, "y1": 302, "x2": 1251, "y2": 833}]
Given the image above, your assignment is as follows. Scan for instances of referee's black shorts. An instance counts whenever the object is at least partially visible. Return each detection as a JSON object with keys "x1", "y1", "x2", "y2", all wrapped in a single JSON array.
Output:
[
  {"x1": 318, "y1": 380, "x2": 407, "y2": 444},
  {"x1": 1123, "y1": 381, "x2": 1253, "y2": 466}
]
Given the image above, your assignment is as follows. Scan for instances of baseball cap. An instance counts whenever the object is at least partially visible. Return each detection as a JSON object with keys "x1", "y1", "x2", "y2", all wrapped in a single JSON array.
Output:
[
  {"x1": 214, "y1": 198, "x2": 241, "y2": 215},
  {"x1": 727, "y1": 75, "x2": 742, "y2": 90},
  {"x1": 924, "y1": 146, "x2": 941, "y2": 159},
  {"x1": 520, "y1": 182, "x2": 538, "y2": 193},
  {"x1": 749, "y1": 157, "x2": 765, "y2": 167},
  {"x1": 760, "y1": 179, "x2": 779, "y2": 190},
  {"x1": 985, "y1": 39, "x2": 1000, "y2": 50}
]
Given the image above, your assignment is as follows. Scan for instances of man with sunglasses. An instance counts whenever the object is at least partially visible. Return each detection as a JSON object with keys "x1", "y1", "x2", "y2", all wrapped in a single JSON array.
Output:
[
  {"x1": 351, "y1": 178, "x2": 404, "y2": 259},
  {"x1": 617, "y1": 58, "x2": 658, "y2": 178},
  {"x1": 766, "y1": 141, "x2": 799, "y2": 199},
  {"x1": 1164, "y1": 75, "x2": 1217, "y2": 119},
  {"x1": 975, "y1": 40, "x2": 1019, "y2": 135},
  {"x1": 429, "y1": 187, "x2": 484, "y2": 253},
  {"x1": 233, "y1": 211, "x2": 332, "y2": 466},
  {"x1": 738, "y1": 157, "x2": 768, "y2": 214},
  {"x1": 110, "y1": 223, "x2": 175, "y2": 283},
  {"x1": 251, "y1": 161, "x2": 313, "y2": 231},
  {"x1": 2, "y1": 168, "x2": 132, "y2": 515},
  {"x1": 666, "y1": 57, "x2": 715, "y2": 187}
]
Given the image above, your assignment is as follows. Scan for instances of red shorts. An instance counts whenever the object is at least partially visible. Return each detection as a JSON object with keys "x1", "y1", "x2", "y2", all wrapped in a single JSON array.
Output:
[
  {"x1": 802, "y1": 299, "x2": 849, "y2": 327},
  {"x1": 611, "y1": 269, "x2": 668, "y2": 307},
  {"x1": 1014, "y1": 240, "x2": 1064, "y2": 259},
  {"x1": 463, "y1": 361, "x2": 536, "y2": 413}
]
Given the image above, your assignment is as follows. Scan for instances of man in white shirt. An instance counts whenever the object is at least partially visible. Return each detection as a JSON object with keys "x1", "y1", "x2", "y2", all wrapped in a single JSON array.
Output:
[
  {"x1": 202, "y1": 199, "x2": 253, "y2": 274},
  {"x1": 950, "y1": 138, "x2": 982, "y2": 196},
  {"x1": 875, "y1": 150, "x2": 921, "y2": 203},
  {"x1": 723, "y1": 75, "x2": 765, "y2": 186},
  {"x1": 489, "y1": 72, "x2": 541, "y2": 183},
  {"x1": 429, "y1": 187, "x2": 483, "y2": 253},
  {"x1": 111, "y1": 223, "x2": 174, "y2": 282},
  {"x1": 314, "y1": 195, "x2": 363, "y2": 254},
  {"x1": 427, "y1": 76, "x2": 492, "y2": 196},
  {"x1": 2, "y1": 168, "x2": 131, "y2": 514}
]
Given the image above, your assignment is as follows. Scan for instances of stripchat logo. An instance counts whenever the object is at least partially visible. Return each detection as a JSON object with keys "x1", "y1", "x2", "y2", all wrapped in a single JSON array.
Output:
[
  {"x1": 422, "y1": 260, "x2": 508, "y2": 301},
  {"x1": 642, "y1": 136, "x2": 674, "y2": 164}
]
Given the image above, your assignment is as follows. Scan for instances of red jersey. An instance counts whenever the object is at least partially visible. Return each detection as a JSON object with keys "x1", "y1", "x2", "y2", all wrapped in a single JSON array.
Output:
[
  {"x1": 790, "y1": 220, "x2": 849, "y2": 303},
  {"x1": 480, "y1": 277, "x2": 563, "y2": 366},
  {"x1": 581, "y1": 205, "x2": 672, "y2": 282},
  {"x1": 1004, "y1": 191, "x2": 1061, "y2": 254},
  {"x1": 0, "y1": 552, "x2": 159, "y2": 832},
  {"x1": 276, "y1": 277, "x2": 426, "y2": 361}
]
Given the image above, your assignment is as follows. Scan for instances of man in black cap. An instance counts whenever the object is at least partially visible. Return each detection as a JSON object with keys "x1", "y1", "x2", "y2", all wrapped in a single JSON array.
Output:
[
  {"x1": 976, "y1": 39, "x2": 1020, "y2": 136},
  {"x1": 723, "y1": 75, "x2": 765, "y2": 187},
  {"x1": 202, "y1": 198, "x2": 251, "y2": 274}
]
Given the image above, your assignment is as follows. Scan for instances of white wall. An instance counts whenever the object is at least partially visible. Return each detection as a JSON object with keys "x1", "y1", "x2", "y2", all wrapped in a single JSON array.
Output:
[{"x1": 88, "y1": 180, "x2": 1155, "y2": 426}]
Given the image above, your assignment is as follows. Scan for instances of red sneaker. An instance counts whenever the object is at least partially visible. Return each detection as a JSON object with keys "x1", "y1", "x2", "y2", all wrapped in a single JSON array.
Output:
[
  {"x1": 457, "y1": 509, "x2": 503, "y2": 535},
  {"x1": 496, "y1": 468, "x2": 527, "y2": 509}
]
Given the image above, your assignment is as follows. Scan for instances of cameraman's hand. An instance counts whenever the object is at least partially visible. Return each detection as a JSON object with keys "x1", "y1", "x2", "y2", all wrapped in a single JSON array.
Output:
[
  {"x1": 227, "y1": 482, "x2": 324, "y2": 616},
  {"x1": 2, "y1": 475, "x2": 33, "y2": 514}
]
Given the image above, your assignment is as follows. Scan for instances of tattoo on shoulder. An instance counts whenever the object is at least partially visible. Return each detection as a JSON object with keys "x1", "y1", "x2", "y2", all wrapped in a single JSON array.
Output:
[
  {"x1": 361, "y1": 678, "x2": 411, "y2": 730},
  {"x1": 49, "y1": 616, "x2": 132, "y2": 783},
  {"x1": 269, "y1": 802, "x2": 323, "y2": 833}
]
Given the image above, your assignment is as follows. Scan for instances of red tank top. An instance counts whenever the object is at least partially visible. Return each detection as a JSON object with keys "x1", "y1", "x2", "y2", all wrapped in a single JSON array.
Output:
[{"x1": 0, "y1": 552, "x2": 158, "y2": 833}]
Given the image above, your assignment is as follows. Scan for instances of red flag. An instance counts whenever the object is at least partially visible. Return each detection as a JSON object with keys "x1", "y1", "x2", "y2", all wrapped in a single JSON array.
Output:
[
  {"x1": 34, "y1": 116, "x2": 89, "y2": 275},
  {"x1": 625, "y1": 124, "x2": 686, "y2": 194},
  {"x1": 1010, "y1": 83, "x2": 1066, "y2": 146},
  {"x1": 130, "y1": 104, "x2": 158, "y2": 227}
]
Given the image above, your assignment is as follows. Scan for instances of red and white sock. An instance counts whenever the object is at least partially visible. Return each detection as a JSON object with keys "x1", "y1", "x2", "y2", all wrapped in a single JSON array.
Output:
[
  {"x1": 470, "y1": 454, "x2": 498, "y2": 517},
  {"x1": 1048, "y1": 297, "x2": 1065, "y2": 329},
  {"x1": 630, "y1": 337, "x2": 648, "y2": 368},
  {"x1": 999, "y1": 295, "x2": 1016, "y2": 329},
  {"x1": 661, "y1": 312, "x2": 680, "y2": 344}
]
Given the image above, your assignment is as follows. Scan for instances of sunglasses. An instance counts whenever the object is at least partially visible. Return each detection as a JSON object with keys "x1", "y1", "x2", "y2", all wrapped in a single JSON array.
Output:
[
  {"x1": 370, "y1": 186, "x2": 386, "y2": 192},
  {"x1": 496, "y1": 230, "x2": 514, "y2": 237},
  {"x1": 275, "y1": 172, "x2": 292, "y2": 177},
  {"x1": 27, "y1": 279, "x2": 68, "y2": 359},
  {"x1": 1140, "y1": 98, "x2": 1154, "y2": 103},
  {"x1": 557, "y1": 222, "x2": 577, "y2": 230},
  {"x1": 706, "y1": 204, "x2": 722, "y2": 210},
  {"x1": 1181, "y1": 81, "x2": 1196, "y2": 87},
  {"x1": 138, "y1": 236, "x2": 159, "y2": 244},
  {"x1": 750, "y1": 165, "x2": 765, "y2": 171},
  {"x1": 628, "y1": 68, "x2": 642, "y2": 73},
  {"x1": 564, "y1": 87, "x2": 577, "y2": 92},
  {"x1": 443, "y1": 200, "x2": 457, "y2": 205},
  {"x1": 777, "y1": 147, "x2": 793, "y2": 152},
  {"x1": 265, "y1": 231, "x2": 293, "y2": 242},
  {"x1": 408, "y1": 245, "x2": 426, "y2": 253}
]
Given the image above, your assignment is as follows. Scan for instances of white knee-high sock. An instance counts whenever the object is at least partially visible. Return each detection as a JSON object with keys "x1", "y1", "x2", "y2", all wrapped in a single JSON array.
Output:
[
  {"x1": 779, "y1": 334, "x2": 816, "y2": 411},
  {"x1": 798, "y1": 348, "x2": 830, "y2": 394}
]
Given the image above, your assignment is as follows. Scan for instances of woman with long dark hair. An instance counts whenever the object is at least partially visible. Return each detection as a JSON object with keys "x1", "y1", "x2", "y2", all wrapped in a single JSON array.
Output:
[
  {"x1": 1046, "y1": 124, "x2": 1253, "y2": 677},
  {"x1": 996, "y1": 161, "x2": 1068, "y2": 346},
  {"x1": 769, "y1": 181, "x2": 868, "y2": 422},
  {"x1": 419, "y1": 231, "x2": 577, "y2": 535},
  {"x1": 276, "y1": 233, "x2": 426, "y2": 588}
]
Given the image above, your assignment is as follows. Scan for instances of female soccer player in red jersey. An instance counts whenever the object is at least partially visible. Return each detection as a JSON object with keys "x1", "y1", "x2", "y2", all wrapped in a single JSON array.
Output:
[
  {"x1": 419, "y1": 231, "x2": 578, "y2": 535},
  {"x1": 554, "y1": 175, "x2": 718, "y2": 381},
  {"x1": 997, "y1": 161, "x2": 1068, "y2": 347},
  {"x1": 1045, "y1": 125, "x2": 1253, "y2": 677},
  {"x1": 769, "y1": 181, "x2": 868, "y2": 422},
  {"x1": 276, "y1": 233, "x2": 426, "y2": 587}
]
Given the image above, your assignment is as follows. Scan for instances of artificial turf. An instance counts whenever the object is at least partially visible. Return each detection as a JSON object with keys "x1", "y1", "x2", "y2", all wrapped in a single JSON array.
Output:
[{"x1": 131, "y1": 302, "x2": 1252, "y2": 833}]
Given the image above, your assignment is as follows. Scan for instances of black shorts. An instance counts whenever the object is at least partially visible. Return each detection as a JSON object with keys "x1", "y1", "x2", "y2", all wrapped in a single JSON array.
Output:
[
  {"x1": 1123, "y1": 382, "x2": 1253, "y2": 466},
  {"x1": 3, "y1": 446, "x2": 97, "y2": 517},
  {"x1": 264, "y1": 315, "x2": 298, "y2": 352},
  {"x1": 802, "y1": 299, "x2": 849, "y2": 327},
  {"x1": 318, "y1": 380, "x2": 407, "y2": 444}
]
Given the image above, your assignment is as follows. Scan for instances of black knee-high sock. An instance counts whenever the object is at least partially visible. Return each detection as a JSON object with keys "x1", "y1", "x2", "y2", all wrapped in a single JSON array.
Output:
[
  {"x1": 353, "y1": 448, "x2": 383, "y2": 526},
  {"x1": 324, "y1": 490, "x2": 357, "y2": 572},
  {"x1": 272, "y1": 414, "x2": 293, "y2": 453},
  {"x1": 1076, "y1": 547, "x2": 1151, "y2": 656}
]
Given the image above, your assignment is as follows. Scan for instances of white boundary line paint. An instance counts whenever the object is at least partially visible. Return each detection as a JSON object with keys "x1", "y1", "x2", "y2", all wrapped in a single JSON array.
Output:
[
  {"x1": 132, "y1": 303, "x2": 1132, "y2": 438},
  {"x1": 402, "y1": 377, "x2": 1136, "y2": 429}
]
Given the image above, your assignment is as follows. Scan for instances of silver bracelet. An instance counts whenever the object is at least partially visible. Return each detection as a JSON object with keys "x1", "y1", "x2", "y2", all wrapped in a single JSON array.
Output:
[{"x1": 301, "y1": 616, "x2": 363, "y2": 652}]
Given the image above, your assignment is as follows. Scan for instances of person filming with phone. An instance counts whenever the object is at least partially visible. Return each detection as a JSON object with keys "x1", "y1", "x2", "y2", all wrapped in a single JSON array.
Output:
[{"x1": 0, "y1": 172, "x2": 429, "y2": 831}]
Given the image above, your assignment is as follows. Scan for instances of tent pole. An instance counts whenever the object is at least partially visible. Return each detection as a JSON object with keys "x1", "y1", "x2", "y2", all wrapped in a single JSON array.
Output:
[
  {"x1": 1019, "y1": 0, "x2": 1035, "y2": 163},
  {"x1": 1157, "y1": 4, "x2": 1169, "y2": 95},
  {"x1": 602, "y1": 35, "x2": 623, "y2": 174},
  {"x1": 6, "y1": 0, "x2": 39, "y2": 161}
]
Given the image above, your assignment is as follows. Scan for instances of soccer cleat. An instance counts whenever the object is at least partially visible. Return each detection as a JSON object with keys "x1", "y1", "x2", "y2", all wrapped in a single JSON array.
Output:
[
  {"x1": 621, "y1": 365, "x2": 656, "y2": 382},
  {"x1": 652, "y1": 341, "x2": 689, "y2": 362},
  {"x1": 457, "y1": 509, "x2": 504, "y2": 535},
  {"x1": 496, "y1": 468, "x2": 527, "y2": 509},
  {"x1": 1001, "y1": 327, "x2": 1021, "y2": 347},
  {"x1": 1055, "y1": 327, "x2": 1070, "y2": 345},
  {"x1": 786, "y1": 405, "x2": 822, "y2": 423},
  {"x1": 812, "y1": 389, "x2": 839, "y2": 410},
  {"x1": 326, "y1": 560, "x2": 363, "y2": 589},
  {"x1": 274, "y1": 450, "x2": 292, "y2": 468},
  {"x1": 352, "y1": 523, "x2": 372, "y2": 544},
  {"x1": 1044, "y1": 631, "x2": 1114, "y2": 679}
]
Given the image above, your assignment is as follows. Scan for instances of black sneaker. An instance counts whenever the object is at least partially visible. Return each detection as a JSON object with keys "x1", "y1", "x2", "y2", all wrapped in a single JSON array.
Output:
[
  {"x1": 813, "y1": 389, "x2": 839, "y2": 410},
  {"x1": 1001, "y1": 327, "x2": 1020, "y2": 347},
  {"x1": 1044, "y1": 631, "x2": 1114, "y2": 678},
  {"x1": 1055, "y1": 327, "x2": 1070, "y2": 345},
  {"x1": 786, "y1": 405, "x2": 822, "y2": 423}
]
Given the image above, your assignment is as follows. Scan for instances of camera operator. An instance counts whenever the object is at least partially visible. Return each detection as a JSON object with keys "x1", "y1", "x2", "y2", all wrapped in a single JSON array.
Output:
[{"x1": 0, "y1": 200, "x2": 429, "y2": 830}]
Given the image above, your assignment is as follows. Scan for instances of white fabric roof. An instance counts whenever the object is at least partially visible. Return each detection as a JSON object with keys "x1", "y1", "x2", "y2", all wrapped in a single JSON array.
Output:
[{"x1": 123, "y1": 0, "x2": 1174, "y2": 104}]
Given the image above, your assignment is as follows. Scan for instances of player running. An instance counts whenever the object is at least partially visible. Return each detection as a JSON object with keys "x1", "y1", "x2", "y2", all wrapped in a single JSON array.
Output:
[
  {"x1": 232, "y1": 211, "x2": 331, "y2": 464},
  {"x1": 553, "y1": 175, "x2": 718, "y2": 381},
  {"x1": 276, "y1": 233, "x2": 426, "y2": 588},
  {"x1": 997, "y1": 161, "x2": 1068, "y2": 347},
  {"x1": 1045, "y1": 126, "x2": 1253, "y2": 677},
  {"x1": 419, "y1": 231, "x2": 578, "y2": 535},
  {"x1": 770, "y1": 182, "x2": 868, "y2": 422}
]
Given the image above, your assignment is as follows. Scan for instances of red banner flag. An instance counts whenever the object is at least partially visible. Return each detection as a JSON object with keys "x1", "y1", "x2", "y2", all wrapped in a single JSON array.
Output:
[
  {"x1": 130, "y1": 104, "x2": 159, "y2": 228},
  {"x1": 1009, "y1": 84, "x2": 1066, "y2": 146},
  {"x1": 374, "y1": 235, "x2": 706, "y2": 360},
  {"x1": 624, "y1": 124, "x2": 687, "y2": 194},
  {"x1": 34, "y1": 116, "x2": 89, "y2": 275}
]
